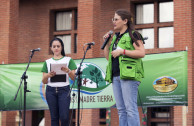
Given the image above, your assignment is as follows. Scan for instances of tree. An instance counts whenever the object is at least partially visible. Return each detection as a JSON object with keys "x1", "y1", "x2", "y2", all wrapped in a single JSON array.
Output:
[{"x1": 89, "y1": 67, "x2": 104, "y2": 88}]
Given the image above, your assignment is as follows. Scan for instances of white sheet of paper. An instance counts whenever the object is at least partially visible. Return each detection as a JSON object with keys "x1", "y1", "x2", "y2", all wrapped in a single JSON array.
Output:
[{"x1": 51, "y1": 63, "x2": 67, "y2": 75}]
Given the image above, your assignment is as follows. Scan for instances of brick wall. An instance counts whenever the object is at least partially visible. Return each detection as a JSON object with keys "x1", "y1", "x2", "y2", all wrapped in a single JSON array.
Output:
[
  {"x1": 1, "y1": 111, "x2": 17, "y2": 126},
  {"x1": 110, "y1": 108, "x2": 119, "y2": 126},
  {"x1": 8, "y1": 0, "x2": 19, "y2": 64},
  {"x1": 44, "y1": 110, "x2": 51, "y2": 126},
  {"x1": 18, "y1": 0, "x2": 78, "y2": 63},
  {"x1": 174, "y1": 0, "x2": 193, "y2": 126},
  {"x1": 0, "y1": 1, "x2": 19, "y2": 125},
  {"x1": 0, "y1": 0, "x2": 15, "y2": 64}
]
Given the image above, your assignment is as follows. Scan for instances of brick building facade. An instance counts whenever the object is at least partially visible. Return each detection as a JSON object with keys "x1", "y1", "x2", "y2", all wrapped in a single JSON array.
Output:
[{"x1": 0, "y1": 0, "x2": 193, "y2": 126}]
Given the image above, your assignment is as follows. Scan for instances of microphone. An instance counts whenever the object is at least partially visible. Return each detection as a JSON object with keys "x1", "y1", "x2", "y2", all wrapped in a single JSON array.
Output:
[
  {"x1": 84, "y1": 42, "x2": 95, "y2": 45},
  {"x1": 143, "y1": 37, "x2": 148, "y2": 40},
  {"x1": 101, "y1": 30, "x2": 113, "y2": 50},
  {"x1": 30, "y1": 48, "x2": 41, "y2": 52}
]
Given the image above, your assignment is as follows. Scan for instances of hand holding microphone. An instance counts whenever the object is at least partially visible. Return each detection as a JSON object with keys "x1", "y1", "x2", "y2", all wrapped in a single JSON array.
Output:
[{"x1": 101, "y1": 30, "x2": 113, "y2": 50}]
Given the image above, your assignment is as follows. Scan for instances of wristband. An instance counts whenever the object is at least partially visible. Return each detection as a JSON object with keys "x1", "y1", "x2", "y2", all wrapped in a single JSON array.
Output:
[{"x1": 123, "y1": 49, "x2": 126, "y2": 55}]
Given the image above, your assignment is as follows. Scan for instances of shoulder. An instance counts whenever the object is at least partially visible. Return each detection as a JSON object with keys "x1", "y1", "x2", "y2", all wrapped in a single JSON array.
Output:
[
  {"x1": 62, "y1": 56, "x2": 71, "y2": 61},
  {"x1": 45, "y1": 58, "x2": 53, "y2": 62},
  {"x1": 123, "y1": 32, "x2": 130, "y2": 37},
  {"x1": 63, "y1": 56, "x2": 71, "y2": 59},
  {"x1": 133, "y1": 31, "x2": 145, "y2": 43},
  {"x1": 60, "y1": 56, "x2": 72, "y2": 63},
  {"x1": 46, "y1": 57, "x2": 53, "y2": 60}
]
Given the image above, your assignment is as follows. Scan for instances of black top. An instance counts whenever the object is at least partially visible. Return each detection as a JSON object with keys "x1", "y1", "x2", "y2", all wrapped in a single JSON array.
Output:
[{"x1": 112, "y1": 29, "x2": 143, "y2": 77}]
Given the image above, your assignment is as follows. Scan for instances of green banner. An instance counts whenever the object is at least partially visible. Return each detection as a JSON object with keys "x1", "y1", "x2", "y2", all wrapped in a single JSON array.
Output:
[
  {"x1": 0, "y1": 51, "x2": 188, "y2": 111},
  {"x1": 138, "y1": 51, "x2": 188, "y2": 106}
]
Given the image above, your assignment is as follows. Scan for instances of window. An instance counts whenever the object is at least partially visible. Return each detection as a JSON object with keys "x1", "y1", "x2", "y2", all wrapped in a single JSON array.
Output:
[
  {"x1": 56, "y1": 11, "x2": 72, "y2": 30},
  {"x1": 56, "y1": 35, "x2": 71, "y2": 54},
  {"x1": 99, "y1": 109, "x2": 106, "y2": 126},
  {"x1": 136, "y1": 3, "x2": 154, "y2": 24},
  {"x1": 51, "y1": 9, "x2": 77, "y2": 55},
  {"x1": 159, "y1": 2, "x2": 174, "y2": 22},
  {"x1": 138, "y1": 28, "x2": 154, "y2": 49},
  {"x1": 147, "y1": 107, "x2": 173, "y2": 126},
  {"x1": 74, "y1": 34, "x2": 77, "y2": 53},
  {"x1": 135, "y1": 1, "x2": 174, "y2": 50},
  {"x1": 159, "y1": 27, "x2": 174, "y2": 48},
  {"x1": 151, "y1": 122, "x2": 170, "y2": 126}
]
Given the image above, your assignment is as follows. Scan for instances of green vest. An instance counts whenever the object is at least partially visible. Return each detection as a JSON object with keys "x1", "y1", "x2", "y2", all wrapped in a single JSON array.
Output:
[{"x1": 105, "y1": 32, "x2": 144, "y2": 83}]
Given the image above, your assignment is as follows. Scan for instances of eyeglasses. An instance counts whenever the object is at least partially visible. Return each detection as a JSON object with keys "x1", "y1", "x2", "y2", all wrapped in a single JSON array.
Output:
[{"x1": 112, "y1": 18, "x2": 120, "y2": 22}]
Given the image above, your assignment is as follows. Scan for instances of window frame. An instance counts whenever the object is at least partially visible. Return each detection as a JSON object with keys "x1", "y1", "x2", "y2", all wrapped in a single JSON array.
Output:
[
  {"x1": 99, "y1": 108, "x2": 107, "y2": 126},
  {"x1": 50, "y1": 8, "x2": 78, "y2": 55},
  {"x1": 136, "y1": 3, "x2": 154, "y2": 24},
  {"x1": 147, "y1": 107, "x2": 174, "y2": 126},
  {"x1": 55, "y1": 10, "x2": 72, "y2": 31},
  {"x1": 132, "y1": 0, "x2": 174, "y2": 53}
]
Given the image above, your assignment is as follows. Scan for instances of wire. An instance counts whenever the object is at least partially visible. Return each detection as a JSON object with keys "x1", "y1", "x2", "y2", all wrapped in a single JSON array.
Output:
[
  {"x1": 78, "y1": 45, "x2": 88, "y2": 126},
  {"x1": 79, "y1": 88, "x2": 83, "y2": 125},
  {"x1": 19, "y1": 78, "x2": 23, "y2": 126},
  {"x1": 68, "y1": 74, "x2": 78, "y2": 126}
]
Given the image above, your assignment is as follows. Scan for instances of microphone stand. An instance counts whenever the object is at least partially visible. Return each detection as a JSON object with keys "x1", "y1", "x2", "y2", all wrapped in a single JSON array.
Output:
[
  {"x1": 69, "y1": 44, "x2": 92, "y2": 126},
  {"x1": 14, "y1": 51, "x2": 36, "y2": 126}
]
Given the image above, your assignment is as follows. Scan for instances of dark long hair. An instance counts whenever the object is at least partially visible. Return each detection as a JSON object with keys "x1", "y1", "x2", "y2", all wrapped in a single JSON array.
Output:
[
  {"x1": 115, "y1": 9, "x2": 140, "y2": 46},
  {"x1": 50, "y1": 38, "x2": 65, "y2": 56}
]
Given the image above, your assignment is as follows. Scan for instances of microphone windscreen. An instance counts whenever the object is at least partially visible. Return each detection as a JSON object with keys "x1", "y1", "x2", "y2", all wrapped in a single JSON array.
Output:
[{"x1": 109, "y1": 30, "x2": 113, "y2": 35}]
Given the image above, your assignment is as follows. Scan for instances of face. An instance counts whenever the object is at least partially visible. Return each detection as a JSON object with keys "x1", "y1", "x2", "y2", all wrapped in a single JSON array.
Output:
[
  {"x1": 51, "y1": 40, "x2": 62, "y2": 56},
  {"x1": 112, "y1": 13, "x2": 127, "y2": 31}
]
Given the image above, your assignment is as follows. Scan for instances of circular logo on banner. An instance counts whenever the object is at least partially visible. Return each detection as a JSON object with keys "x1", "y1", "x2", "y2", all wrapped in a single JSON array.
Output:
[
  {"x1": 72, "y1": 62, "x2": 109, "y2": 95},
  {"x1": 153, "y1": 76, "x2": 178, "y2": 93}
]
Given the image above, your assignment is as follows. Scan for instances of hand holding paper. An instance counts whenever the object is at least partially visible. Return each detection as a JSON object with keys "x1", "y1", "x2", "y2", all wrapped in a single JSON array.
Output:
[
  {"x1": 61, "y1": 67, "x2": 70, "y2": 73},
  {"x1": 51, "y1": 63, "x2": 67, "y2": 75},
  {"x1": 50, "y1": 63, "x2": 67, "y2": 82},
  {"x1": 48, "y1": 71, "x2": 56, "y2": 77}
]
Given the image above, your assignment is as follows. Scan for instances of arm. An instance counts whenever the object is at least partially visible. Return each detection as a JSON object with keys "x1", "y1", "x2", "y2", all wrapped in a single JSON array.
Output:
[
  {"x1": 61, "y1": 67, "x2": 76, "y2": 81},
  {"x1": 111, "y1": 40, "x2": 145, "y2": 59},
  {"x1": 125, "y1": 40, "x2": 145, "y2": 58},
  {"x1": 104, "y1": 44, "x2": 110, "y2": 61},
  {"x1": 103, "y1": 32, "x2": 112, "y2": 61},
  {"x1": 68, "y1": 69, "x2": 76, "y2": 81},
  {"x1": 42, "y1": 71, "x2": 56, "y2": 84}
]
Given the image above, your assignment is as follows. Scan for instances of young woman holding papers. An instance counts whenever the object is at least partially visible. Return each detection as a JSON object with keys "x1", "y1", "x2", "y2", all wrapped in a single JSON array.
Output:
[{"x1": 41, "y1": 38, "x2": 77, "y2": 126}]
